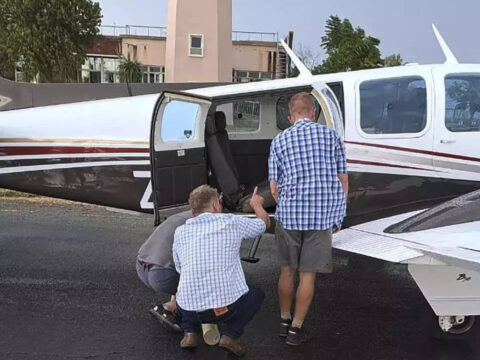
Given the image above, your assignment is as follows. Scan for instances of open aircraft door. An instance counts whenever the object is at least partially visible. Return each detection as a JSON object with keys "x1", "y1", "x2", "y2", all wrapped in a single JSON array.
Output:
[
  {"x1": 150, "y1": 92, "x2": 212, "y2": 225},
  {"x1": 149, "y1": 83, "x2": 344, "y2": 226}
]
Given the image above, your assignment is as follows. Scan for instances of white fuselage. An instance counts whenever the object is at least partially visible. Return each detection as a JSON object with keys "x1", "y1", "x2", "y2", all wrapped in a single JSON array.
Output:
[{"x1": 1, "y1": 63, "x2": 480, "y2": 214}]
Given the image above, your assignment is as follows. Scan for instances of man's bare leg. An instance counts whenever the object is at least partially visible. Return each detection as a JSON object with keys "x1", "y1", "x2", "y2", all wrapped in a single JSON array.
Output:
[
  {"x1": 162, "y1": 295, "x2": 177, "y2": 313},
  {"x1": 292, "y1": 272, "x2": 316, "y2": 328},
  {"x1": 278, "y1": 266, "x2": 295, "y2": 319}
]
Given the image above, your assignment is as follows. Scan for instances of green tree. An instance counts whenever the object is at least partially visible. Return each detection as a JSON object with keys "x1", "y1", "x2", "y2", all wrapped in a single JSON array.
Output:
[
  {"x1": 383, "y1": 54, "x2": 403, "y2": 67},
  {"x1": 313, "y1": 16, "x2": 382, "y2": 74},
  {"x1": 118, "y1": 55, "x2": 143, "y2": 83},
  {"x1": 0, "y1": 0, "x2": 101, "y2": 82}
]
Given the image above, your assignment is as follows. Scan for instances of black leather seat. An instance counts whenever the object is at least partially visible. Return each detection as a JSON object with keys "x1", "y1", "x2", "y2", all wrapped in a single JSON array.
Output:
[{"x1": 205, "y1": 111, "x2": 275, "y2": 212}]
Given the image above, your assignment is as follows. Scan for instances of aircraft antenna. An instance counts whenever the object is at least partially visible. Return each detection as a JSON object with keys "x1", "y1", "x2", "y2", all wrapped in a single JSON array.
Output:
[
  {"x1": 432, "y1": 24, "x2": 459, "y2": 64},
  {"x1": 279, "y1": 39, "x2": 313, "y2": 78}
]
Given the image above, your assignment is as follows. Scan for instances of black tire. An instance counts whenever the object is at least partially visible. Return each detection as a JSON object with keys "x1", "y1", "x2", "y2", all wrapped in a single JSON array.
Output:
[{"x1": 429, "y1": 315, "x2": 477, "y2": 340}]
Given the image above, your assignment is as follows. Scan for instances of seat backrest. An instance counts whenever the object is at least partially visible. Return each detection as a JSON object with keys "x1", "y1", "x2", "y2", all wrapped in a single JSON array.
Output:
[{"x1": 205, "y1": 111, "x2": 243, "y2": 208}]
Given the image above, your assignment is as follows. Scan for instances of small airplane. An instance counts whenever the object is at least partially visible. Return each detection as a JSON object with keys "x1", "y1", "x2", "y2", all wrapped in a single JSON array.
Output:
[{"x1": 1, "y1": 25, "x2": 480, "y2": 337}]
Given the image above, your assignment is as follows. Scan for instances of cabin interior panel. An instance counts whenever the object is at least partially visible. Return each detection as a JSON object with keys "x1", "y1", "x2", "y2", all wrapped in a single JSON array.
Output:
[
  {"x1": 229, "y1": 139, "x2": 271, "y2": 188},
  {"x1": 153, "y1": 149, "x2": 207, "y2": 208}
]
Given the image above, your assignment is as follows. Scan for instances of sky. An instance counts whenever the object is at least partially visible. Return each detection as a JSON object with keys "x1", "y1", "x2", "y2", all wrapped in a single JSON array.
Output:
[{"x1": 96, "y1": 0, "x2": 480, "y2": 65}]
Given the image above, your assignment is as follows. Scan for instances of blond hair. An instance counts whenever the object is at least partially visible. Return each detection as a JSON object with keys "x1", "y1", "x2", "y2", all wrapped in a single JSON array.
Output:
[
  {"x1": 289, "y1": 92, "x2": 315, "y2": 117},
  {"x1": 189, "y1": 185, "x2": 220, "y2": 216}
]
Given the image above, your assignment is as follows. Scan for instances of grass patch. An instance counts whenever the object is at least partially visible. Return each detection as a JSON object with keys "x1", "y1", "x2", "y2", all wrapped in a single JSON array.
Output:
[{"x1": 0, "y1": 188, "x2": 38, "y2": 198}]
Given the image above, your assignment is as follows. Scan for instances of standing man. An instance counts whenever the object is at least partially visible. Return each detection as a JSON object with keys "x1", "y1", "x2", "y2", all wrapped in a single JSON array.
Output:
[
  {"x1": 136, "y1": 210, "x2": 192, "y2": 332},
  {"x1": 173, "y1": 185, "x2": 270, "y2": 357},
  {"x1": 269, "y1": 92, "x2": 348, "y2": 346}
]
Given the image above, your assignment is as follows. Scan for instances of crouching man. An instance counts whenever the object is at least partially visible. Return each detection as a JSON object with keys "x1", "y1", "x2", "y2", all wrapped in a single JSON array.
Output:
[
  {"x1": 136, "y1": 210, "x2": 192, "y2": 331},
  {"x1": 173, "y1": 185, "x2": 270, "y2": 357}
]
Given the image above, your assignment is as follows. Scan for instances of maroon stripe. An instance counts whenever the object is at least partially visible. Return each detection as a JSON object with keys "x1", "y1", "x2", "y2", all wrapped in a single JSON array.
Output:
[
  {"x1": 345, "y1": 141, "x2": 480, "y2": 163},
  {"x1": 0, "y1": 146, "x2": 149, "y2": 156},
  {"x1": 347, "y1": 159, "x2": 434, "y2": 171}
]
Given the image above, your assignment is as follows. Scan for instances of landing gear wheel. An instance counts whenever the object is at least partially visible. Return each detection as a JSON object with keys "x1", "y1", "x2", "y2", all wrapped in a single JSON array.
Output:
[
  {"x1": 427, "y1": 314, "x2": 477, "y2": 340},
  {"x1": 438, "y1": 316, "x2": 475, "y2": 335}
]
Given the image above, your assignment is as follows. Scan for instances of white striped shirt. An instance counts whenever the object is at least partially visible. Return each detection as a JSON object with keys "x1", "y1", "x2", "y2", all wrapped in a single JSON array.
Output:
[{"x1": 173, "y1": 213, "x2": 265, "y2": 311}]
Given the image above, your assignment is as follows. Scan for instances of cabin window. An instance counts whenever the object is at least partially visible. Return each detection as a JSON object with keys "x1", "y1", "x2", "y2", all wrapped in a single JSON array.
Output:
[
  {"x1": 218, "y1": 100, "x2": 260, "y2": 132},
  {"x1": 189, "y1": 34, "x2": 204, "y2": 57},
  {"x1": 160, "y1": 100, "x2": 199, "y2": 141},
  {"x1": 360, "y1": 76, "x2": 427, "y2": 134},
  {"x1": 445, "y1": 74, "x2": 480, "y2": 132}
]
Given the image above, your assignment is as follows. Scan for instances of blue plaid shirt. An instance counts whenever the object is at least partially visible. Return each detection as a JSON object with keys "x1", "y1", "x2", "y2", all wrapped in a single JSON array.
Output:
[
  {"x1": 173, "y1": 213, "x2": 265, "y2": 311},
  {"x1": 268, "y1": 118, "x2": 347, "y2": 230}
]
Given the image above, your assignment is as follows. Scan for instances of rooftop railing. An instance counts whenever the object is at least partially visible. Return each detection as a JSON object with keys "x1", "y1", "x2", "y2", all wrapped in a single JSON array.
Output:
[
  {"x1": 100, "y1": 25, "x2": 167, "y2": 37},
  {"x1": 100, "y1": 25, "x2": 278, "y2": 43},
  {"x1": 232, "y1": 31, "x2": 278, "y2": 42}
]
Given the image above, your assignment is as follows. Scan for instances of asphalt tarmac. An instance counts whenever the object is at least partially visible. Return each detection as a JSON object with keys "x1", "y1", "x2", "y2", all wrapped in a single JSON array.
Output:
[{"x1": 0, "y1": 198, "x2": 478, "y2": 360}]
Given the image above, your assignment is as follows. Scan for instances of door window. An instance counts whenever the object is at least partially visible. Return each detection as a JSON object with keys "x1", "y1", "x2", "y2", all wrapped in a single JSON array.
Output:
[
  {"x1": 161, "y1": 100, "x2": 199, "y2": 141},
  {"x1": 445, "y1": 74, "x2": 480, "y2": 132},
  {"x1": 360, "y1": 76, "x2": 427, "y2": 134}
]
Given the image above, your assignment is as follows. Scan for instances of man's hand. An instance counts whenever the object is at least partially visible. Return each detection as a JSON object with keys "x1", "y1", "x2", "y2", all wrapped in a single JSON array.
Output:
[
  {"x1": 249, "y1": 186, "x2": 264, "y2": 210},
  {"x1": 250, "y1": 187, "x2": 270, "y2": 230},
  {"x1": 332, "y1": 224, "x2": 342, "y2": 234}
]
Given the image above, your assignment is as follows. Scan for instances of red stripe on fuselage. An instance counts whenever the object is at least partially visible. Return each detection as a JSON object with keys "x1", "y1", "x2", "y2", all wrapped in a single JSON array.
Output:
[
  {"x1": 0, "y1": 146, "x2": 149, "y2": 156},
  {"x1": 345, "y1": 141, "x2": 480, "y2": 163},
  {"x1": 347, "y1": 159, "x2": 433, "y2": 171}
]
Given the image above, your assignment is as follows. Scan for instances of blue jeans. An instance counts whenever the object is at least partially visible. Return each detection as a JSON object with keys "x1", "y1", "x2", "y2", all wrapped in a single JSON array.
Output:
[
  {"x1": 136, "y1": 260, "x2": 179, "y2": 295},
  {"x1": 177, "y1": 285, "x2": 264, "y2": 339}
]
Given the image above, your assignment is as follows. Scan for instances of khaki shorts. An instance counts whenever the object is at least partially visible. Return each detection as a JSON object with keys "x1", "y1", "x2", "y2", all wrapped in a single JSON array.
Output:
[{"x1": 275, "y1": 222, "x2": 333, "y2": 273}]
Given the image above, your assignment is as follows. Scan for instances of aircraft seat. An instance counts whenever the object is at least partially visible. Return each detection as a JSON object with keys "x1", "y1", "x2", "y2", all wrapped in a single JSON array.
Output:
[{"x1": 205, "y1": 111, "x2": 274, "y2": 212}]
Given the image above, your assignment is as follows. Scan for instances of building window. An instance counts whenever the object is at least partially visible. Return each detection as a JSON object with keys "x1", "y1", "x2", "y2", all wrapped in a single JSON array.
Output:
[
  {"x1": 360, "y1": 76, "x2": 427, "y2": 135},
  {"x1": 445, "y1": 74, "x2": 480, "y2": 132},
  {"x1": 15, "y1": 64, "x2": 26, "y2": 82},
  {"x1": 80, "y1": 56, "x2": 120, "y2": 84},
  {"x1": 233, "y1": 70, "x2": 273, "y2": 83},
  {"x1": 127, "y1": 44, "x2": 138, "y2": 60},
  {"x1": 141, "y1": 66, "x2": 165, "y2": 83},
  {"x1": 189, "y1": 34, "x2": 204, "y2": 57}
]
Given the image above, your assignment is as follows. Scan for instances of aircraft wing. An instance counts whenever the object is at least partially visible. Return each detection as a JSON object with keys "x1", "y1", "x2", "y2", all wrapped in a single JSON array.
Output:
[{"x1": 334, "y1": 190, "x2": 480, "y2": 272}]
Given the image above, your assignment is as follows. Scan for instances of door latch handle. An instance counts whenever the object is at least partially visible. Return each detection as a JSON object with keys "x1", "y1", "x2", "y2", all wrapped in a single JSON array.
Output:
[{"x1": 440, "y1": 139, "x2": 456, "y2": 144}]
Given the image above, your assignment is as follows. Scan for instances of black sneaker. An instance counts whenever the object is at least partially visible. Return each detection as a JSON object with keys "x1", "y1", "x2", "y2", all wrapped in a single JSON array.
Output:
[
  {"x1": 285, "y1": 326, "x2": 312, "y2": 346},
  {"x1": 279, "y1": 318, "x2": 292, "y2": 338}
]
